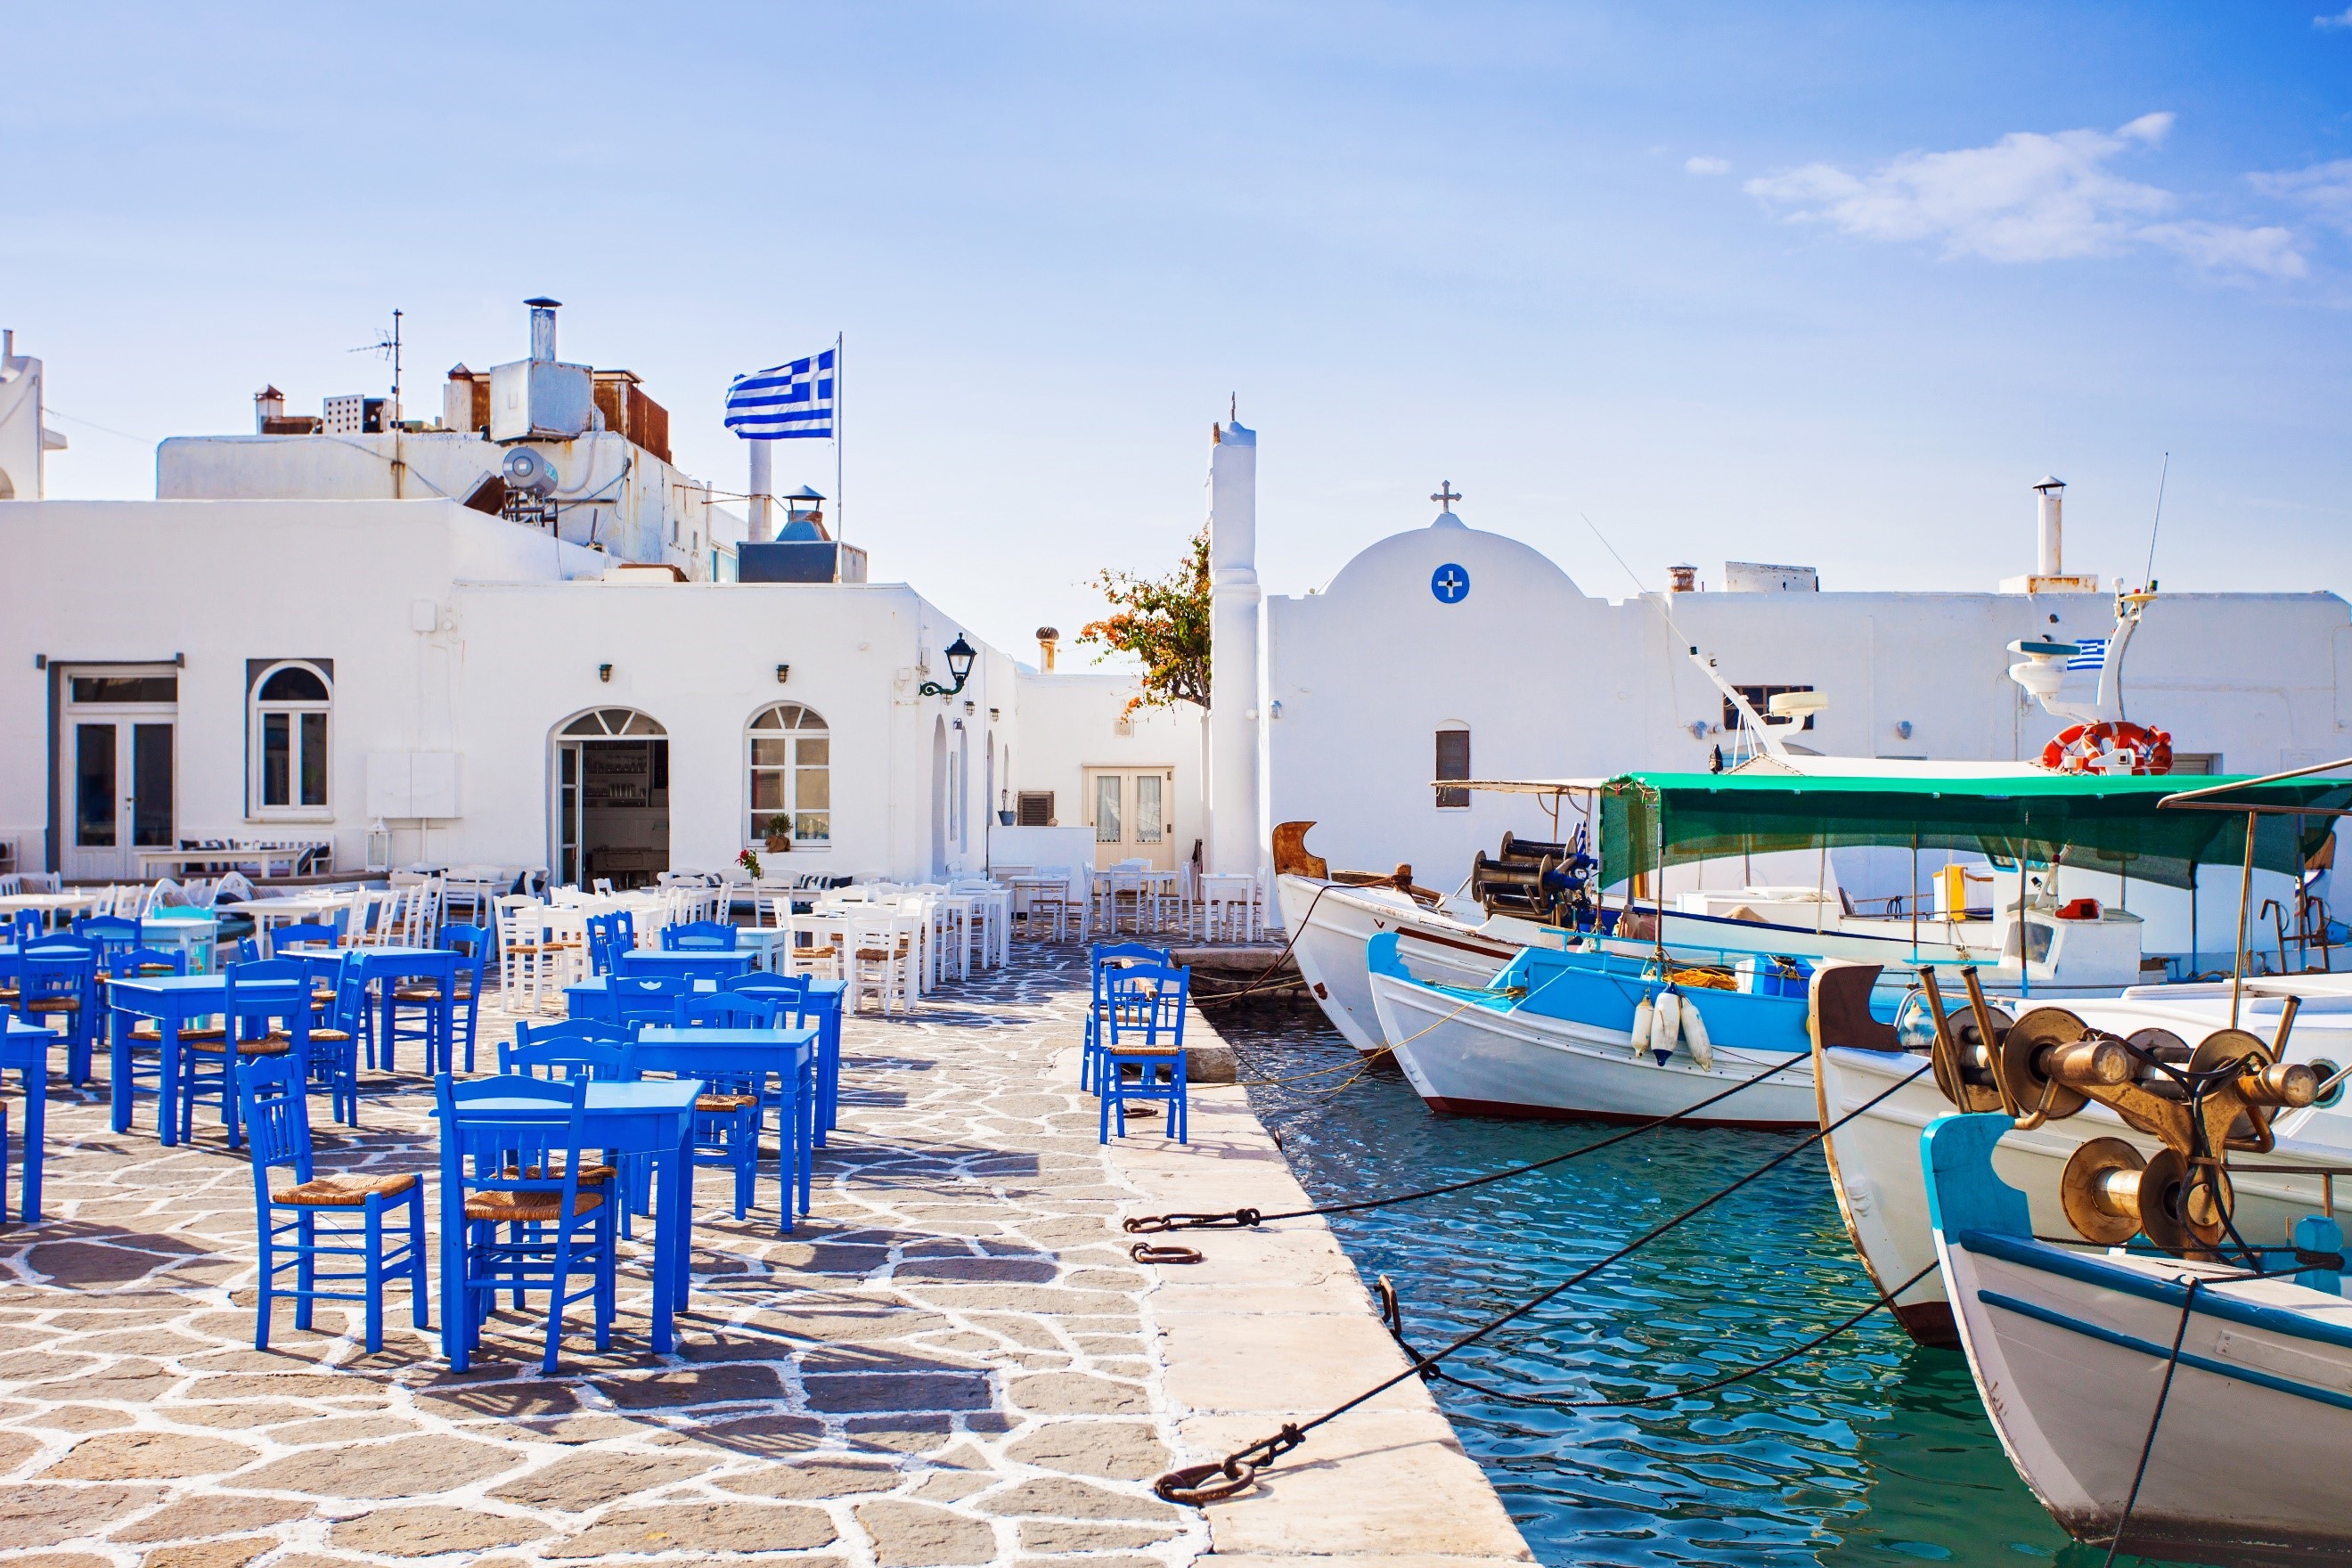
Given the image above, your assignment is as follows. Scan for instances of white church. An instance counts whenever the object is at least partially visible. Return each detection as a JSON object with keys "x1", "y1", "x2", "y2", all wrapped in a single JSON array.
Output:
[{"x1": 4, "y1": 301, "x2": 2348, "y2": 930}]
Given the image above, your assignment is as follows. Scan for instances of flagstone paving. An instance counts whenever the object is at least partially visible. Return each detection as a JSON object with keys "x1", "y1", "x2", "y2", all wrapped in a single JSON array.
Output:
[{"x1": 0, "y1": 948, "x2": 1209, "y2": 1568}]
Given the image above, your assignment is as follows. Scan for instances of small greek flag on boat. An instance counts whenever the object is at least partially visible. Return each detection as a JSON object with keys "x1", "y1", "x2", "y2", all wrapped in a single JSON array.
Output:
[
  {"x1": 726, "y1": 349, "x2": 835, "y2": 440},
  {"x1": 2066, "y1": 637, "x2": 2108, "y2": 672}
]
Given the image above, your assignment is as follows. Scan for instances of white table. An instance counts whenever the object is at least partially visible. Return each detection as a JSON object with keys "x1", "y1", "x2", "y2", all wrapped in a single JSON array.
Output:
[
  {"x1": 1093, "y1": 870, "x2": 1179, "y2": 935},
  {"x1": 135, "y1": 847, "x2": 313, "y2": 878},
  {"x1": 1007, "y1": 877, "x2": 1086, "y2": 942},
  {"x1": 220, "y1": 893, "x2": 355, "y2": 952},
  {"x1": 0, "y1": 891, "x2": 102, "y2": 929}
]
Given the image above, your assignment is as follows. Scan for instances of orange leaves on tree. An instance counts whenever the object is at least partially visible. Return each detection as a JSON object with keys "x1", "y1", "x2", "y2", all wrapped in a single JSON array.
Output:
[{"x1": 1077, "y1": 527, "x2": 1212, "y2": 715}]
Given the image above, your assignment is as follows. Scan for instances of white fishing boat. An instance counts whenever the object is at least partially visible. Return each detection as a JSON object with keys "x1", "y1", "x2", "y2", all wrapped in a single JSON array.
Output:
[
  {"x1": 1274, "y1": 864, "x2": 1534, "y2": 1055},
  {"x1": 1924, "y1": 1110, "x2": 2352, "y2": 1564},
  {"x1": 1367, "y1": 933, "x2": 1820, "y2": 1124},
  {"x1": 1817, "y1": 971, "x2": 2352, "y2": 1345}
]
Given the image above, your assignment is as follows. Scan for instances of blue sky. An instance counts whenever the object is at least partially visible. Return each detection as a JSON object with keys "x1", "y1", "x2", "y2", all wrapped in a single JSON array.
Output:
[{"x1": 8, "y1": 2, "x2": 2351, "y2": 657}]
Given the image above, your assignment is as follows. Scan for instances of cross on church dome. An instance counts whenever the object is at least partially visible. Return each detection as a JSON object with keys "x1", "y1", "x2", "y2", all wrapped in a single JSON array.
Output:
[{"x1": 1431, "y1": 480, "x2": 1461, "y2": 510}]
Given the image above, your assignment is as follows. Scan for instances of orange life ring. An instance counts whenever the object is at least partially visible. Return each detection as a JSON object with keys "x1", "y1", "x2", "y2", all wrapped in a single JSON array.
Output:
[{"x1": 2040, "y1": 720, "x2": 2174, "y2": 775}]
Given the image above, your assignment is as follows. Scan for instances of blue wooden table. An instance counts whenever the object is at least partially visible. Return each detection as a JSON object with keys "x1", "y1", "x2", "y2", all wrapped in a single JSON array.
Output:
[
  {"x1": 279, "y1": 943, "x2": 458, "y2": 1074},
  {"x1": 634, "y1": 1025, "x2": 818, "y2": 1229},
  {"x1": 566, "y1": 977, "x2": 846, "y2": 1140},
  {"x1": 3, "y1": 1019, "x2": 53, "y2": 1221},
  {"x1": 615, "y1": 950, "x2": 756, "y2": 984},
  {"x1": 434, "y1": 1078, "x2": 701, "y2": 1369}
]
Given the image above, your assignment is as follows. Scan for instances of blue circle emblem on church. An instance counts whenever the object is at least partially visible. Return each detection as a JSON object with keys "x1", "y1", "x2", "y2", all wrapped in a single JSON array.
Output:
[{"x1": 1431, "y1": 562, "x2": 1471, "y2": 604}]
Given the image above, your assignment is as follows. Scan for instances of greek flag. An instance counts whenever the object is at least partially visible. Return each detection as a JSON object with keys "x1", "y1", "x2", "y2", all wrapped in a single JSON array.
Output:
[
  {"x1": 725, "y1": 349, "x2": 835, "y2": 440},
  {"x1": 2066, "y1": 637, "x2": 2108, "y2": 672}
]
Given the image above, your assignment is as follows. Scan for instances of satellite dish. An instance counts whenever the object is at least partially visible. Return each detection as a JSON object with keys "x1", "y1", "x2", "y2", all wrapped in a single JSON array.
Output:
[
  {"x1": 501, "y1": 446, "x2": 559, "y2": 498},
  {"x1": 1767, "y1": 690, "x2": 1829, "y2": 719}
]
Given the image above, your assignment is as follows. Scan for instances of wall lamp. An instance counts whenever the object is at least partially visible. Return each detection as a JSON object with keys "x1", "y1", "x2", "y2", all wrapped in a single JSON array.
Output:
[
  {"x1": 599, "y1": 663, "x2": 613, "y2": 683},
  {"x1": 918, "y1": 633, "x2": 977, "y2": 697},
  {"x1": 776, "y1": 664, "x2": 791, "y2": 684}
]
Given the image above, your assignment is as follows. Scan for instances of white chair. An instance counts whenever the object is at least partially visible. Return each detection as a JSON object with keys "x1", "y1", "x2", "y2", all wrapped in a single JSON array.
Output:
[
  {"x1": 493, "y1": 894, "x2": 546, "y2": 998},
  {"x1": 781, "y1": 911, "x2": 845, "y2": 981},
  {"x1": 86, "y1": 886, "x2": 118, "y2": 918},
  {"x1": 530, "y1": 906, "x2": 589, "y2": 1015},
  {"x1": 1198, "y1": 874, "x2": 1255, "y2": 943},
  {"x1": 848, "y1": 912, "x2": 918, "y2": 1016},
  {"x1": 212, "y1": 872, "x2": 257, "y2": 909}
]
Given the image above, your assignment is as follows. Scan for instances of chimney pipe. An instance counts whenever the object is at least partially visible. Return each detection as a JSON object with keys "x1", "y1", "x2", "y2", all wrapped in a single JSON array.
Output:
[
  {"x1": 2033, "y1": 476, "x2": 2065, "y2": 577},
  {"x1": 525, "y1": 297, "x2": 561, "y2": 363},
  {"x1": 1036, "y1": 627, "x2": 1059, "y2": 673}
]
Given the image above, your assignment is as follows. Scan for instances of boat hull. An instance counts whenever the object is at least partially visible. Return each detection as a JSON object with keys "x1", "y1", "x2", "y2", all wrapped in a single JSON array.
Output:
[
  {"x1": 1368, "y1": 964, "x2": 1817, "y2": 1126},
  {"x1": 1929, "y1": 1116, "x2": 2352, "y2": 1565},
  {"x1": 1278, "y1": 875, "x2": 1520, "y2": 1054}
]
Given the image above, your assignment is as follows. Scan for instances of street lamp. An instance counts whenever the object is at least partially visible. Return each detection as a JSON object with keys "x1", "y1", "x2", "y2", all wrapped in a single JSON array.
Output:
[{"x1": 919, "y1": 633, "x2": 977, "y2": 697}]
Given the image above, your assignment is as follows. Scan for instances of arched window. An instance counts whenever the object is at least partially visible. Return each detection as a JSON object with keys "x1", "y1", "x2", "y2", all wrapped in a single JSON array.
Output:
[
  {"x1": 747, "y1": 703, "x2": 830, "y2": 845},
  {"x1": 250, "y1": 661, "x2": 331, "y2": 814},
  {"x1": 562, "y1": 707, "x2": 666, "y2": 737}
]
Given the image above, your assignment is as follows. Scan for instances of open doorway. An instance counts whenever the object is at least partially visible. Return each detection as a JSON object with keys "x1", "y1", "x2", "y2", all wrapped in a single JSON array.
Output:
[{"x1": 555, "y1": 707, "x2": 668, "y2": 888}]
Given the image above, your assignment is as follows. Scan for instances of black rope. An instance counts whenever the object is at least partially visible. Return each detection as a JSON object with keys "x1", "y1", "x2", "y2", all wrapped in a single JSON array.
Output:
[
  {"x1": 1125, "y1": 1045, "x2": 1817, "y2": 1235},
  {"x1": 1415, "y1": 1262, "x2": 1937, "y2": 1409},
  {"x1": 2103, "y1": 1276, "x2": 2200, "y2": 1568},
  {"x1": 1183, "y1": 881, "x2": 1336, "y2": 1003},
  {"x1": 1154, "y1": 1058, "x2": 1935, "y2": 1503}
]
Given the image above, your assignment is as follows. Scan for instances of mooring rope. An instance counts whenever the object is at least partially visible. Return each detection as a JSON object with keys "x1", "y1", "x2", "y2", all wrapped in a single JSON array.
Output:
[
  {"x1": 1150, "y1": 1059, "x2": 1934, "y2": 1504},
  {"x1": 1181, "y1": 882, "x2": 1336, "y2": 1003},
  {"x1": 1124, "y1": 1044, "x2": 1817, "y2": 1234},
  {"x1": 1410, "y1": 1262, "x2": 1938, "y2": 1409},
  {"x1": 2103, "y1": 1276, "x2": 2200, "y2": 1568}
]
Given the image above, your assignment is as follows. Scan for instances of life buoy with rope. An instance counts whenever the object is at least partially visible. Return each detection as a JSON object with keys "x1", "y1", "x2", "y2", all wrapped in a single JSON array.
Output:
[{"x1": 2040, "y1": 720, "x2": 2173, "y2": 775}]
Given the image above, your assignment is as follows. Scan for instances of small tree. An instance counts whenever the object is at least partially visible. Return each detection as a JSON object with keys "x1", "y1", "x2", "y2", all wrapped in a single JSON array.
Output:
[{"x1": 1078, "y1": 527, "x2": 1213, "y2": 715}]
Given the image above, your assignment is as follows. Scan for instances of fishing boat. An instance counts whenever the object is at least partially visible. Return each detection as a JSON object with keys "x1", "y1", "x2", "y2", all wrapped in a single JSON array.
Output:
[
  {"x1": 1924, "y1": 1109, "x2": 2352, "y2": 1565},
  {"x1": 1367, "y1": 931, "x2": 1820, "y2": 1124},
  {"x1": 1810, "y1": 764, "x2": 2352, "y2": 1346}
]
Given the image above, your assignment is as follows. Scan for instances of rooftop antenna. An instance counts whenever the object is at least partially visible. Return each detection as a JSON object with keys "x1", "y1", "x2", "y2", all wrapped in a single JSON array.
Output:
[
  {"x1": 1229, "y1": 392, "x2": 1237, "y2": 423},
  {"x1": 2143, "y1": 450, "x2": 2169, "y2": 590},
  {"x1": 350, "y1": 308, "x2": 404, "y2": 418}
]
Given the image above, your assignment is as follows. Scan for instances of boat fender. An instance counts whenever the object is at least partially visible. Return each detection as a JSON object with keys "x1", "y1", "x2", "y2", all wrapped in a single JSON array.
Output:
[
  {"x1": 1631, "y1": 995, "x2": 1656, "y2": 1061},
  {"x1": 1650, "y1": 990, "x2": 1680, "y2": 1066},
  {"x1": 1681, "y1": 997, "x2": 1714, "y2": 1071}
]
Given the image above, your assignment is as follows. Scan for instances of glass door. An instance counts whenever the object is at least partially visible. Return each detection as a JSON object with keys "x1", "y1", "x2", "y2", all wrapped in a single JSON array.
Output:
[
  {"x1": 1083, "y1": 767, "x2": 1176, "y2": 870},
  {"x1": 62, "y1": 671, "x2": 177, "y2": 881},
  {"x1": 558, "y1": 742, "x2": 582, "y2": 886}
]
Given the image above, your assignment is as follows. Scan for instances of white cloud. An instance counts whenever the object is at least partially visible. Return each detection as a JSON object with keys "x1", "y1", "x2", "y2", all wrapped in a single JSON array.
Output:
[
  {"x1": 2315, "y1": 5, "x2": 2352, "y2": 26},
  {"x1": 1744, "y1": 115, "x2": 2303, "y2": 277},
  {"x1": 2252, "y1": 159, "x2": 2352, "y2": 234},
  {"x1": 1684, "y1": 155, "x2": 1731, "y2": 176}
]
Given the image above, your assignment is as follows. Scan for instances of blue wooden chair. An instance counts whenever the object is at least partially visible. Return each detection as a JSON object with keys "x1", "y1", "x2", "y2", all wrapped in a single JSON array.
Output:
[
  {"x1": 726, "y1": 971, "x2": 813, "y2": 1010},
  {"x1": 182, "y1": 960, "x2": 310, "y2": 1148},
  {"x1": 235, "y1": 935, "x2": 264, "y2": 965},
  {"x1": 17, "y1": 946, "x2": 97, "y2": 1086},
  {"x1": 384, "y1": 923, "x2": 488, "y2": 1074},
  {"x1": 441, "y1": 924, "x2": 492, "y2": 1071},
  {"x1": 1098, "y1": 963, "x2": 1191, "y2": 1143},
  {"x1": 1084, "y1": 943, "x2": 1174, "y2": 1091},
  {"x1": 674, "y1": 992, "x2": 780, "y2": 1029},
  {"x1": 6, "y1": 911, "x2": 38, "y2": 947},
  {"x1": 240, "y1": 1053, "x2": 426, "y2": 1353},
  {"x1": 73, "y1": 916, "x2": 143, "y2": 970},
  {"x1": 584, "y1": 913, "x2": 621, "y2": 977},
  {"x1": 102, "y1": 944, "x2": 185, "y2": 1117},
  {"x1": 607, "y1": 975, "x2": 691, "y2": 1029},
  {"x1": 660, "y1": 991, "x2": 773, "y2": 1220},
  {"x1": 508, "y1": 1020, "x2": 644, "y2": 1235},
  {"x1": 436, "y1": 1073, "x2": 617, "y2": 1374},
  {"x1": 661, "y1": 920, "x2": 739, "y2": 952},
  {"x1": 299, "y1": 953, "x2": 368, "y2": 1128},
  {"x1": 271, "y1": 921, "x2": 342, "y2": 954}
]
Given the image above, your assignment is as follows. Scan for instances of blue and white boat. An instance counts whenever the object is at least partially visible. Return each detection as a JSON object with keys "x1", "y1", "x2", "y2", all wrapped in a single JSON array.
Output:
[
  {"x1": 1367, "y1": 934, "x2": 1821, "y2": 1125},
  {"x1": 1924, "y1": 1111, "x2": 2352, "y2": 1565}
]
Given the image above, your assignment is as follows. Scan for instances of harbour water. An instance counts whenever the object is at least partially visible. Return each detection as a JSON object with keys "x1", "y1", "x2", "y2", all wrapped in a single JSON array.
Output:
[{"x1": 1218, "y1": 1010, "x2": 2208, "y2": 1568}]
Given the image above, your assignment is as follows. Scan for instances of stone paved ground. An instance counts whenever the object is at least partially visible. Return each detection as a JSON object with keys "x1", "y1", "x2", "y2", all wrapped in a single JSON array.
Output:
[{"x1": 0, "y1": 946, "x2": 1219, "y2": 1568}]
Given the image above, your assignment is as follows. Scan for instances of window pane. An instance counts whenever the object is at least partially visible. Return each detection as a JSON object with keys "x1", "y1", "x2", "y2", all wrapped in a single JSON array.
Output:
[
  {"x1": 751, "y1": 738, "x2": 792, "y2": 767},
  {"x1": 796, "y1": 766, "x2": 829, "y2": 809},
  {"x1": 796, "y1": 737, "x2": 829, "y2": 766},
  {"x1": 1435, "y1": 729, "x2": 1470, "y2": 810},
  {"x1": 796, "y1": 812, "x2": 830, "y2": 842},
  {"x1": 751, "y1": 772, "x2": 785, "y2": 811},
  {"x1": 132, "y1": 723, "x2": 174, "y2": 846},
  {"x1": 263, "y1": 713, "x2": 290, "y2": 807},
  {"x1": 76, "y1": 723, "x2": 117, "y2": 846},
  {"x1": 258, "y1": 666, "x2": 329, "y2": 702},
  {"x1": 71, "y1": 675, "x2": 177, "y2": 704},
  {"x1": 1095, "y1": 776, "x2": 1122, "y2": 843},
  {"x1": 298, "y1": 711, "x2": 328, "y2": 805},
  {"x1": 1135, "y1": 775, "x2": 1163, "y2": 843}
]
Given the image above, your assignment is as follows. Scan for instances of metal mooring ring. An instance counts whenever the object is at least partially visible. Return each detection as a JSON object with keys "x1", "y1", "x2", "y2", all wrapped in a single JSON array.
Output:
[
  {"x1": 1131, "y1": 1241, "x2": 1204, "y2": 1265},
  {"x1": 1155, "y1": 1460, "x2": 1258, "y2": 1505}
]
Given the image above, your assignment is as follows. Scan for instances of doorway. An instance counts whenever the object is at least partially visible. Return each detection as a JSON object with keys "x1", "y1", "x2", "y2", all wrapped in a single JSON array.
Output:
[
  {"x1": 1083, "y1": 766, "x2": 1175, "y2": 870},
  {"x1": 61, "y1": 667, "x2": 177, "y2": 880},
  {"x1": 554, "y1": 708, "x2": 668, "y2": 888}
]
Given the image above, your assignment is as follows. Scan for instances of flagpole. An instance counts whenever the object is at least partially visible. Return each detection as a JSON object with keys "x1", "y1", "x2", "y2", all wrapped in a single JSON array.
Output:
[{"x1": 834, "y1": 331, "x2": 845, "y2": 542}]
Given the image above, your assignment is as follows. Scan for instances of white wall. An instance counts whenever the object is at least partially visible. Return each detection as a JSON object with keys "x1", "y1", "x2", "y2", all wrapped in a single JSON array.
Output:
[{"x1": 1002, "y1": 670, "x2": 1205, "y2": 866}]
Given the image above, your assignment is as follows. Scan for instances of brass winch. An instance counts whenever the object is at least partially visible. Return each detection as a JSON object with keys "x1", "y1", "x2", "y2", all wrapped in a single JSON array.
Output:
[{"x1": 1915, "y1": 967, "x2": 2318, "y2": 1258}]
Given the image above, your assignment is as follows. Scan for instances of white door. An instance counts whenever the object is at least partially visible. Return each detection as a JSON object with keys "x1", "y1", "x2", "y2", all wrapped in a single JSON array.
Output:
[
  {"x1": 61, "y1": 668, "x2": 178, "y2": 881},
  {"x1": 1083, "y1": 767, "x2": 1175, "y2": 870}
]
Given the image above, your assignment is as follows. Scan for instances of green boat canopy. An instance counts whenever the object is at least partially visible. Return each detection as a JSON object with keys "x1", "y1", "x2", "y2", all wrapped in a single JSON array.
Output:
[{"x1": 1595, "y1": 771, "x2": 2352, "y2": 891}]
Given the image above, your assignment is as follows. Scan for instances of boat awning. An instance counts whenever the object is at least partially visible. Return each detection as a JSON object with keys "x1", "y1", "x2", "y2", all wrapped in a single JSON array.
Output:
[{"x1": 1594, "y1": 771, "x2": 2352, "y2": 891}]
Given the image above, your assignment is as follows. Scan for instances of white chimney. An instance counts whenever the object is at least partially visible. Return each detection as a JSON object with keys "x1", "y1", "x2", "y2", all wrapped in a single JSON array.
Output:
[
  {"x1": 526, "y1": 297, "x2": 560, "y2": 363},
  {"x1": 2034, "y1": 476, "x2": 2065, "y2": 576}
]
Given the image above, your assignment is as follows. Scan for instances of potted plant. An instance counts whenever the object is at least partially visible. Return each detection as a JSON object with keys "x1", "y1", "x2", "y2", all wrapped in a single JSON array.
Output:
[
  {"x1": 737, "y1": 846, "x2": 763, "y2": 880},
  {"x1": 764, "y1": 813, "x2": 794, "y2": 853}
]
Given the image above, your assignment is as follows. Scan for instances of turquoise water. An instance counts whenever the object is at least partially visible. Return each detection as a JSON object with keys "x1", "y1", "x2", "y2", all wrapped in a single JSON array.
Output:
[{"x1": 1221, "y1": 1014, "x2": 2204, "y2": 1568}]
